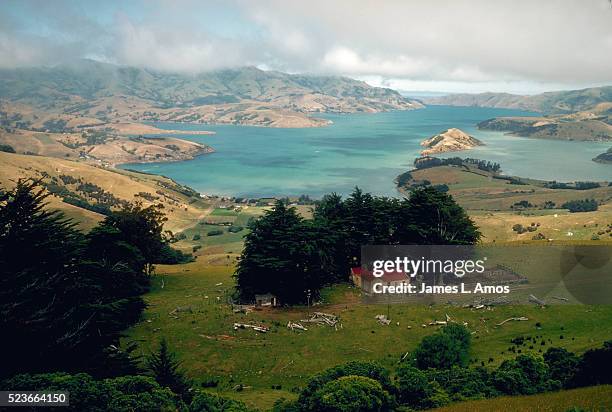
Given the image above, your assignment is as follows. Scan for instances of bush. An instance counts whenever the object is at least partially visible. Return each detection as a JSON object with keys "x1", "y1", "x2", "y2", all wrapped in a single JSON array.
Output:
[
  {"x1": 207, "y1": 229, "x2": 224, "y2": 236},
  {"x1": 492, "y1": 354, "x2": 552, "y2": 395},
  {"x1": 572, "y1": 340, "x2": 612, "y2": 386},
  {"x1": 562, "y1": 199, "x2": 598, "y2": 213},
  {"x1": 310, "y1": 376, "x2": 393, "y2": 412},
  {"x1": 544, "y1": 347, "x2": 579, "y2": 388},
  {"x1": 228, "y1": 226, "x2": 244, "y2": 233},
  {"x1": 189, "y1": 391, "x2": 250, "y2": 412},
  {"x1": 414, "y1": 324, "x2": 471, "y2": 370},
  {"x1": 0, "y1": 144, "x2": 16, "y2": 153},
  {"x1": 395, "y1": 365, "x2": 429, "y2": 408},
  {"x1": 427, "y1": 366, "x2": 497, "y2": 401},
  {"x1": 298, "y1": 361, "x2": 394, "y2": 411},
  {"x1": 1, "y1": 373, "x2": 182, "y2": 412}
]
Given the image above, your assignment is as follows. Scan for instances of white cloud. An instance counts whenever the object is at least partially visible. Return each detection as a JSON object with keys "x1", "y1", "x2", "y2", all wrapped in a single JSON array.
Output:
[{"x1": 1, "y1": 0, "x2": 611, "y2": 92}]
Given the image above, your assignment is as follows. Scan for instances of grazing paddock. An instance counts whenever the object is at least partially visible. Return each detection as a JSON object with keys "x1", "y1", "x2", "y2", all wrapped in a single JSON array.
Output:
[{"x1": 124, "y1": 259, "x2": 612, "y2": 410}]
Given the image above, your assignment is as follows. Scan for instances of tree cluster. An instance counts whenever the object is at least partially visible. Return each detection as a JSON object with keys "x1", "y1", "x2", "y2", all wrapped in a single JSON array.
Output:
[
  {"x1": 274, "y1": 324, "x2": 612, "y2": 412},
  {"x1": 235, "y1": 187, "x2": 480, "y2": 304},
  {"x1": 2, "y1": 370, "x2": 250, "y2": 412},
  {"x1": 0, "y1": 179, "x2": 188, "y2": 379},
  {"x1": 562, "y1": 199, "x2": 598, "y2": 213},
  {"x1": 413, "y1": 156, "x2": 501, "y2": 173}
]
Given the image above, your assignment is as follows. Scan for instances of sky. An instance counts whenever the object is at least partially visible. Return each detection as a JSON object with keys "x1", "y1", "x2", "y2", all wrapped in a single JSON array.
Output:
[{"x1": 1, "y1": 0, "x2": 612, "y2": 94}]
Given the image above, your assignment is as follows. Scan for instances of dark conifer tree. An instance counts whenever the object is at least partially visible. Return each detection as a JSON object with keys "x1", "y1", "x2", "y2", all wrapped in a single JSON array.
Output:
[
  {"x1": 235, "y1": 200, "x2": 333, "y2": 304},
  {"x1": 395, "y1": 187, "x2": 481, "y2": 245},
  {"x1": 146, "y1": 338, "x2": 191, "y2": 400}
]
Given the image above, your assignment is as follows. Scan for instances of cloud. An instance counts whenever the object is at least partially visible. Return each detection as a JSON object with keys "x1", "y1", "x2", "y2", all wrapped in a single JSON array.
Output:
[
  {"x1": 111, "y1": 14, "x2": 251, "y2": 72},
  {"x1": 1, "y1": 0, "x2": 611, "y2": 92}
]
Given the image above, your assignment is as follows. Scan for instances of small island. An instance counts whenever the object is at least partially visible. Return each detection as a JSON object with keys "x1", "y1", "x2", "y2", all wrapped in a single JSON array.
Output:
[
  {"x1": 593, "y1": 147, "x2": 612, "y2": 164},
  {"x1": 420, "y1": 128, "x2": 484, "y2": 156}
]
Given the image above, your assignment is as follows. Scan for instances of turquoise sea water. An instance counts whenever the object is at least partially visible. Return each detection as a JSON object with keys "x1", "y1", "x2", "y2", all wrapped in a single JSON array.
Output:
[{"x1": 121, "y1": 106, "x2": 611, "y2": 198}]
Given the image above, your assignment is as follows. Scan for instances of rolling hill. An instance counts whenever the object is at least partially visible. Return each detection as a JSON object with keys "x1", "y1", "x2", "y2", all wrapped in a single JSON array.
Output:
[
  {"x1": 0, "y1": 59, "x2": 422, "y2": 128},
  {"x1": 422, "y1": 87, "x2": 612, "y2": 141},
  {"x1": 421, "y1": 86, "x2": 612, "y2": 114},
  {"x1": 0, "y1": 151, "x2": 214, "y2": 233}
]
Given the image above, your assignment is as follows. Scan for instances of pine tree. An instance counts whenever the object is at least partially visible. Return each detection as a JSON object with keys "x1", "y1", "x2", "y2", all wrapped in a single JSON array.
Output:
[
  {"x1": 395, "y1": 186, "x2": 481, "y2": 244},
  {"x1": 146, "y1": 338, "x2": 191, "y2": 400},
  {"x1": 235, "y1": 200, "x2": 333, "y2": 304},
  {"x1": 0, "y1": 179, "x2": 87, "y2": 378},
  {"x1": 0, "y1": 179, "x2": 146, "y2": 378}
]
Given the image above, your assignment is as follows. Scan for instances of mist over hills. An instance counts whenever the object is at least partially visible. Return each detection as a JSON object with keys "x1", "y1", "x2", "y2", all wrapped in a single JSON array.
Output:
[{"x1": 0, "y1": 59, "x2": 420, "y2": 115}]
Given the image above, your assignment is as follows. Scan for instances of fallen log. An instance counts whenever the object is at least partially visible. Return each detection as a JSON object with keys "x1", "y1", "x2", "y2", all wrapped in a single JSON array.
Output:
[
  {"x1": 233, "y1": 322, "x2": 269, "y2": 333},
  {"x1": 287, "y1": 322, "x2": 308, "y2": 331},
  {"x1": 496, "y1": 317, "x2": 529, "y2": 326}
]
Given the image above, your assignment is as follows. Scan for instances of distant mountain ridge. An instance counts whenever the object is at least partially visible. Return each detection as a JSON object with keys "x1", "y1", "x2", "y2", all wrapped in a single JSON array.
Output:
[
  {"x1": 421, "y1": 86, "x2": 612, "y2": 114},
  {"x1": 420, "y1": 86, "x2": 612, "y2": 142},
  {"x1": 0, "y1": 59, "x2": 421, "y2": 128}
]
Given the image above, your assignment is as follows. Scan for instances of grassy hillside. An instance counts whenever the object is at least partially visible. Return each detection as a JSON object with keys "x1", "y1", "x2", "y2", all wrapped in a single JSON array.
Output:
[
  {"x1": 430, "y1": 385, "x2": 612, "y2": 412},
  {"x1": 422, "y1": 86, "x2": 612, "y2": 114},
  {"x1": 476, "y1": 104, "x2": 612, "y2": 142},
  {"x1": 423, "y1": 88, "x2": 612, "y2": 141},
  {"x1": 123, "y1": 260, "x2": 612, "y2": 410},
  {"x1": 398, "y1": 164, "x2": 612, "y2": 242},
  {"x1": 0, "y1": 152, "x2": 214, "y2": 233}
]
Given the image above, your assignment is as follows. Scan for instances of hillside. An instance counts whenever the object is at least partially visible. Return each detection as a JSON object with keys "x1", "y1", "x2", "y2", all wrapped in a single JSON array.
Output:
[
  {"x1": 420, "y1": 128, "x2": 484, "y2": 155},
  {"x1": 423, "y1": 88, "x2": 612, "y2": 141},
  {"x1": 0, "y1": 59, "x2": 422, "y2": 129},
  {"x1": 421, "y1": 86, "x2": 612, "y2": 114},
  {"x1": 396, "y1": 159, "x2": 612, "y2": 242},
  {"x1": 477, "y1": 112, "x2": 612, "y2": 141},
  {"x1": 593, "y1": 147, "x2": 612, "y2": 164},
  {"x1": 0, "y1": 151, "x2": 215, "y2": 233}
]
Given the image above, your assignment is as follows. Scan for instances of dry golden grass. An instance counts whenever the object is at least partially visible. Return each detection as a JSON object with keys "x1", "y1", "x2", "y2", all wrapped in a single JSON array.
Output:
[
  {"x1": 407, "y1": 166, "x2": 612, "y2": 242},
  {"x1": 0, "y1": 152, "x2": 214, "y2": 233}
]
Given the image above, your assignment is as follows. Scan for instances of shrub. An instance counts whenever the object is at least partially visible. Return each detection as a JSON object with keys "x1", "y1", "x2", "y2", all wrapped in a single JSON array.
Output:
[
  {"x1": 395, "y1": 365, "x2": 429, "y2": 407},
  {"x1": 207, "y1": 229, "x2": 224, "y2": 236},
  {"x1": 0, "y1": 144, "x2": 16, "y2": 153},
  {"x1": 298, "y1": 361, "x2": 394, "y2": 410},
  {"x1": 414, "y1": 324, "x2": 471, "y2": 370},
  {"x1": 426, "y1": 366, "x2": 497, "y2": 401},
  {"x1": 189, "y1": 391, "x2": 250, "y2": 412},
  {"x1": 310, "y1": 376, "x2": 393, "y2": 412},
  {"x1": 492, "y1": 354, "x2": 551, "y2": 395},
  {"x1": 1, "y1": 373, "x2": 182, "y2": 412},
  {"x1": 544, "y1": 347, "x2": 579, "y2": 388},
  {"x1": 572, "y1": 340, "x2": 612, "y2": 386},
  {"x1": 562, "y1": 199, "x2": 598, "y2": 213}
]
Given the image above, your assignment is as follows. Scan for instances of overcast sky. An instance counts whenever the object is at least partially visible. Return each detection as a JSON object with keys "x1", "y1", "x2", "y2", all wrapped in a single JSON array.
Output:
[{"x1": 1, "y1": 0, "x2": 611, "y2": 94}]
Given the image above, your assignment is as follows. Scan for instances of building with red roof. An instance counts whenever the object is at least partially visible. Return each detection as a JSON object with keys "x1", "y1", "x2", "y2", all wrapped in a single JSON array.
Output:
[{"x1": 351, "y1": 267, "x2": 409, "y2": 294}]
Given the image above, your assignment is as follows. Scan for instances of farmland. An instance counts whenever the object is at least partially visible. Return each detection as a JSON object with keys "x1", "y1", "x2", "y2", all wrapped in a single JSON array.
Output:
[
  {"x1": 124, "y1": 259, "x2": 612, "y2": 410},
  {"x1": 398, "y1": 164, "x2": 612, "y2": 242}
]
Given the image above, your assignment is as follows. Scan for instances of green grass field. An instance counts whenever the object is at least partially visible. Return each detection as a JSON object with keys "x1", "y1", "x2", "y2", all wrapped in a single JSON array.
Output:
[
  {"x1": 124, "y1": 260, "x2": 612, "y2": 410},
  {"x1": 431, "y1": 385, "x2": 612, "y2": 412}
]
